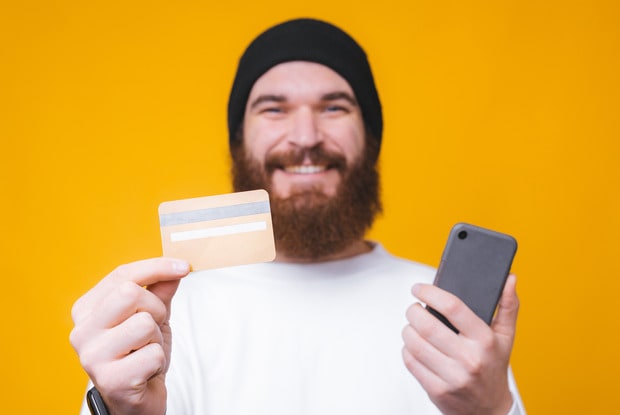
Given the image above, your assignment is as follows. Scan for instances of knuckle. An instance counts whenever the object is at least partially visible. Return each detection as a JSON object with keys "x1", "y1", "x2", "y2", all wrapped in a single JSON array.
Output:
[
  {"x1": 405, "y1": 304, "x2": 432, "y2": 335},
  {"x1": 70, "y1": 298, "x2": 85, "y2": 323},
  {"x1": 466, "y1": 354, "x2": 484, "y2": 377},
  {"x1": 443, "y1": 296, "x2": 461, "y2": 315},
  {"x1": 441, "y1": 370, "x2": 471, "y2": 398},
  {"x1": 432, "y1": 382, "x2": 452, "y2": 400},
  {"x1": 132, "y1": 311, "x2": 158, "y2": 334},
  {"x1": 461, "y1": 347, "x2": 485, "y2": 377},
  {"x1": 149, "y1": 300, "x2": 167, "y2": 326},
  {"x1": 68, "y1": 326, "x2": 83, "y2": 350},
  {"x1": 135, "y1": 343, "x2": 167, "y2": 377},
  {"x1": 479, "y1": 331, "x2": 495, "y2": 351},
  {"x1": 117, "y1": 280, "x2": 143, "y2": 302},
  {"x1": 151, "y1": 344, "x2": 167, "y2": 369},
  {"x1": 110, "y1": 262, "x2": 132, "y2": 281},
  {"x1": 78, "y1": 345, "x2": 101, "y2": 375},
  {"x1": 451, "y1": 375, "x2": 470, "y2": 395},
  {"x1": 94, "y1": 366, "x2": 123, "y2": 394}
]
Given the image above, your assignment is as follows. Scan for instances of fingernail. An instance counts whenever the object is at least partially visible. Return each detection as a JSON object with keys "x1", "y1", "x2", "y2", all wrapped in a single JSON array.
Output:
[{"x1": 172, "y1": 260, "x2": 190, "y2": 274}]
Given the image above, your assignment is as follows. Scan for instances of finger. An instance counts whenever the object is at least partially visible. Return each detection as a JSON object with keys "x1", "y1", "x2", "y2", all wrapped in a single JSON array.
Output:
[
  {"x1": 71, "y1": 281, "x2": 169, "y2": 349},
  {"x1": 491, "y1": 274, "x2": 519, "y2": 339},
  {"x1": 147, "y1": 279, "x2": 182, "y2": 314},
  {"x1": 93, "y1": 342, "x2": 166, "y2": 397},
  {"x1": 402, "y1": 318, "x2": 467, "y2": 385},
  {"x1": 401, "y1": 346, "x2": 448, "y2": 398},
  {"x1": 402, "y1": 323, "x2": 448, "y2": 375},
  {"x1": 413, "y1": 283, "x2": 488, "y2": 339},
  {"x1": 103, "y1": 281, "x2": 169, "y2": 328},
  {"x1": 72, "y1": 287, "x2": 168, "y2": 359},
  {"x1": 80, "y1": 311, "x2": 165, "y2": 367},
  {"x1": 72, "y1": 257, "x2": 189, "y2": 323},
  {"x1": 405, "y1": 302, "x2": 462, "y2": 357},
  {"x1": 110, "y1": 257, "x2": 190, "y2": 286},
  {"x1": 108, "y1": 311, "x2": 165, "y2": 359}
]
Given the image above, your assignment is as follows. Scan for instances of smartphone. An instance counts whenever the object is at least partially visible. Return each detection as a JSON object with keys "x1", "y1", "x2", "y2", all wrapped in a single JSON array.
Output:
[
  {"x1": 86, "y1": 387, "x2": 110, "y2": 415},
  {"x1": 426, "y1": 223, "x2": 518, "y2": 333}
]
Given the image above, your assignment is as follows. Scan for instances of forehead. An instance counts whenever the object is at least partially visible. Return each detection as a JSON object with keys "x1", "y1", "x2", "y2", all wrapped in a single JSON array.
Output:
[{"x1": 248, "y1": 61, "x2": 355, "y2": 100}]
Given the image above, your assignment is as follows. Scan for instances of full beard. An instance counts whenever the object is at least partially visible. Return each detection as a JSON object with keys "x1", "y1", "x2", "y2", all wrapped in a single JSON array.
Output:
[{"x1": 230, "y1": 140, "x2": 382, "y2": 261}]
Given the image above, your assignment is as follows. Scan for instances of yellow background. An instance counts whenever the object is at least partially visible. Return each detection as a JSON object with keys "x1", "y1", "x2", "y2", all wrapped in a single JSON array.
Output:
[{"x1": 1, "y1": 0, "x2": 618, "y2": 413}]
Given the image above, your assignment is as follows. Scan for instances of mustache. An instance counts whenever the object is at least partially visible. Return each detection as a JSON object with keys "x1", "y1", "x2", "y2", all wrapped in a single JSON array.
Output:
[{"x1": 264, "y1": 146, "x2": 347, "y2": 174}]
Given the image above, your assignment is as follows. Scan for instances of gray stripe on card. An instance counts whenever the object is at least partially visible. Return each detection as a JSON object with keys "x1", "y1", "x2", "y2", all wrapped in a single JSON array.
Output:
[{"x1": 160, "y1": 200, "x2": 271, "y2": 226}]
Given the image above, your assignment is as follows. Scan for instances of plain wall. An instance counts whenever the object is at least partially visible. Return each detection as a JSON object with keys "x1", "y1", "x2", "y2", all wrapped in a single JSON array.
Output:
[{"x1": 1, "y1": 1, "x2": 618, "y2": 412}]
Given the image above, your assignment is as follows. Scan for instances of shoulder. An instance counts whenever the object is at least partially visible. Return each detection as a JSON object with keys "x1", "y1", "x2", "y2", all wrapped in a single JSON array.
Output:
[{"x1": 363, "y1": 242, "x2": 436, "y2": 283}]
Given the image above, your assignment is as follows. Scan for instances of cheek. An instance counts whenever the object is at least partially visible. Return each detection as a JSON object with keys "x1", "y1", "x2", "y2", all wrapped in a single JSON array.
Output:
[
  {"x1": 243, "y1": 119, "x2": 288, "y2": 159},
  {"x1": 332, "y1": 123, "x2": 365, "y2": 162}
]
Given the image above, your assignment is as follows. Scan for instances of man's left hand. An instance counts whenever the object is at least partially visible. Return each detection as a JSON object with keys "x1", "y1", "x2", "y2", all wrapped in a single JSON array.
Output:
[{"x1": 402, "y1": 274, "x2": 519, "y2": 415}]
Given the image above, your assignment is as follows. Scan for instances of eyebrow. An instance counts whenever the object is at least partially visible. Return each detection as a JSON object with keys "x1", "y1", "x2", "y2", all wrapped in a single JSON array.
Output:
[
  {"x1": 249, "y1": 91, "x2": 358, "y2": 110},
  {"x1": 249, "y1": 94, "x2": 286, "y2": 110},
  {"x1": 321, "y1": 91, "x2": 358, "y2": 106}
]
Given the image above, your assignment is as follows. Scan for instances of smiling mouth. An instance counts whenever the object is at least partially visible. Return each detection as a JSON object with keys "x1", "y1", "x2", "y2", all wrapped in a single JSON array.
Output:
[{"x1": 283, "y1": 165, "x2": 328, "y2": 174}]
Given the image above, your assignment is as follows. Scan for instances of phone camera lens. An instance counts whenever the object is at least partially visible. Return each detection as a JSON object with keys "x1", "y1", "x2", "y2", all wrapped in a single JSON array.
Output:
[{"x1": 458, "y1": 230, "x2": 468, "y2": 240}]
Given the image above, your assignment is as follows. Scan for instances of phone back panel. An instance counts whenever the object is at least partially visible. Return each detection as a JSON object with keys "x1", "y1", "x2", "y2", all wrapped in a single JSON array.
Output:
[{"x1": 434, "y1": 223, "x2": 518, "y2": 325}]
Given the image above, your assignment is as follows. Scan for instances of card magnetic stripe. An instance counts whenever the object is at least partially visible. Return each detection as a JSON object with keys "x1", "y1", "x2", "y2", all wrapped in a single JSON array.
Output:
[{"x1": 159, "y1": 200, "x2": 271, "y2": 227}]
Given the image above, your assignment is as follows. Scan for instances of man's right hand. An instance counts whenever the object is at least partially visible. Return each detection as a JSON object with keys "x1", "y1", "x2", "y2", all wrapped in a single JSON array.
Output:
[{"x1": 70, "y1": 258, "x2": 191, "y2": 415}]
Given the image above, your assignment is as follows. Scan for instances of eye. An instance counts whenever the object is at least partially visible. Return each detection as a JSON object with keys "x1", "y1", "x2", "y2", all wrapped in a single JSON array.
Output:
[
  {"x1": 257, "y1": 105, "x2": 288, "y2": 118},
  {"x1": 324, "y1": 104, "x2": 348, "y2": 113},
  {"x1": 326, "y1": 105, "x2": 343, "y2": 112},
  {"x1": 261, "y1": 106, "x2": 283, "y2": 113}
]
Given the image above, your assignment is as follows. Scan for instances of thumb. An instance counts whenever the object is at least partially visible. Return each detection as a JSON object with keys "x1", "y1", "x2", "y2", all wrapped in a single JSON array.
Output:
[{"x1": 491, "y1": 274, "x2": 520, "y2": 340}]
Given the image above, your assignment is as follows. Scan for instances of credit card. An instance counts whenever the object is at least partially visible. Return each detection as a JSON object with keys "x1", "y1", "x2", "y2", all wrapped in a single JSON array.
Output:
[{"x1": 159, "y1": 189, "x2": 276, "y2": 270}]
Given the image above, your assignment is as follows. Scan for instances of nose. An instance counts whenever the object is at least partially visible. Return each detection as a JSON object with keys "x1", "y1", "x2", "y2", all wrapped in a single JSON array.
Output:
[{"x1": 288, "y1": 106, "x2": 322, "y2": 148}]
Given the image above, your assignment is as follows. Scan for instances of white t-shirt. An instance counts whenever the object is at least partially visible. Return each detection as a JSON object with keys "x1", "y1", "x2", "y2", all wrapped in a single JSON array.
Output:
[{"x1": 162, "y1": 243, "x2": 525, "y2": 414}]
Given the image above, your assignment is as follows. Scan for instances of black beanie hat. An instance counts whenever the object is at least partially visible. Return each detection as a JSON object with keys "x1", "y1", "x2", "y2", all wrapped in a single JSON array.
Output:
[{"x1": 227, "y1": 18, "x2": 383, "y2": 149}]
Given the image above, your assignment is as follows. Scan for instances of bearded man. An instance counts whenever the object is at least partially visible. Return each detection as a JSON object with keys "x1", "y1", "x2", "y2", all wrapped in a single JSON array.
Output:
[{"x1": 71, "y1": 18, "x2": 525, "y2": 415}]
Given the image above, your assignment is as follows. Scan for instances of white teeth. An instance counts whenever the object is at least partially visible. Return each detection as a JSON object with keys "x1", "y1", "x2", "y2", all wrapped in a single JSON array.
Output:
[{"x1": 284, "y1": 165, "x2": 326, "y2": 174}]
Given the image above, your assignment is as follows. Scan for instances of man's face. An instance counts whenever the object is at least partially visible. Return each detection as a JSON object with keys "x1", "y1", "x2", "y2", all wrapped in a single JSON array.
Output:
[
  {"x1": 241, "y1": 61, "x2": 366, "y2": 200},
  {"x1": 231, "y1": 61, "x2": 381, "y2": 260}
]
